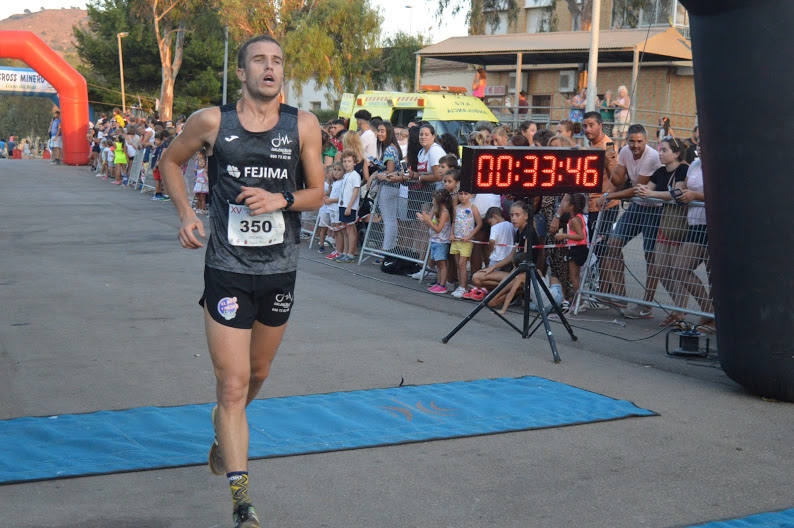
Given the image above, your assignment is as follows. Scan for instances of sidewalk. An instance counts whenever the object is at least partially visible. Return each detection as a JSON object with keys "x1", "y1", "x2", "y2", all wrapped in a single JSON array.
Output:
[{"x1": 0, "y1": 160, "x2": 790, "y2": 528}]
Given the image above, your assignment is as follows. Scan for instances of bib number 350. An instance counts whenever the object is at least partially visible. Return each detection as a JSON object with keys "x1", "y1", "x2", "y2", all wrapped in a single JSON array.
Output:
[
  {"x1": 239, "y1": 219, "x2": 272, "y2": 233},
  {"x1": 228, "y1": 204, "x2": 285, "y2": 246}
]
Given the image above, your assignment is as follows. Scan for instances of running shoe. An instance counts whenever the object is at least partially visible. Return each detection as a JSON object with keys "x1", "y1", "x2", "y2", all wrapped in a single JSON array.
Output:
[
  {"x1": 335, "y1": 254, "x2": 355, "y2": 263},
  {"x1": 233, "y1": 502, "x2": 261, "y2": 528},
  {"x1": 208, "y1": 405, "x2": 224, "y2": 476},
  {"x1": 623, "y1": 303, "x2": 653, "y2": 319},
  {"x1": 462, "y1": 289, "x2": 480, "y2": 301},
  {"x1": 451, "y1": 286, "x2": 466, "y2": 299},
  {"x1": 317, "y1": 245, "x2": 328, "y2": 253},
  {"x1": 467, "y1": 288, "x2": 486, "y2": 302},
  {"x1": 325, "y1": 251, "x2": 340, "y2": 260},
  {"x1": 162, "y1": 195, "x2": 171, "y2": 201},
  {"x1": 427, "y1": 284, "x2": 447, "y2": 294}
]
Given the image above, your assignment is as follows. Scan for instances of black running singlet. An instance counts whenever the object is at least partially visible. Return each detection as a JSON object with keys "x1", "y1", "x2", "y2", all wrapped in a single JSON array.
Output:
[{"x1": 206, "y1": 103, "x2": 304, "y2": 275}]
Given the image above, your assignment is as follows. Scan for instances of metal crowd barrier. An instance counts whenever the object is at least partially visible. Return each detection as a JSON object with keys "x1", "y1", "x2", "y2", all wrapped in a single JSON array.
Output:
[
  {"x1": 575, "y1": 197, "x2": 713, "y2": 319},
  {"x1": 358, "y1": 180, "x2": 433, "y2": 272}
]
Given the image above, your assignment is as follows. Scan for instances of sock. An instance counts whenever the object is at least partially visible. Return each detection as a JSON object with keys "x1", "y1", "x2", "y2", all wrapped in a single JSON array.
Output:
[{"x1": 227, "y1": 471, "x2": 250, "y2": 507}]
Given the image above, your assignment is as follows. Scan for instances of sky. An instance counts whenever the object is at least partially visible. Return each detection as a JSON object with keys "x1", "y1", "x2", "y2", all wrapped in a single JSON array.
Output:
[{"x1": 0, "y1": 0, "x2": 469, "y2": 43}]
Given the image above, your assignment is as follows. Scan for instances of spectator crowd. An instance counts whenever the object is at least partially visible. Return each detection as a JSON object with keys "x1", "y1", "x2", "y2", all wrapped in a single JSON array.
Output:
[{"x1": 30, "y1": 101, "x2": 709, "y2": 333}]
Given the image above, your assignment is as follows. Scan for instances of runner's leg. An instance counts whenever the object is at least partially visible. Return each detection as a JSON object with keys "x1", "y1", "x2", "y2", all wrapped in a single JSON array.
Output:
[
  {"x1": 204, "y1": 307, "x2": 253, "y2": 473},
  {"x1": 246, "y1": 321, "x2": 288, "y2": 405}
]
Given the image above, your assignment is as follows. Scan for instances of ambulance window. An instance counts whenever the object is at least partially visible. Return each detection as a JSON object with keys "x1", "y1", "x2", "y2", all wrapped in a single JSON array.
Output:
[{"x1": 391, "y1": 109, "x2": 420, "y2": 127}]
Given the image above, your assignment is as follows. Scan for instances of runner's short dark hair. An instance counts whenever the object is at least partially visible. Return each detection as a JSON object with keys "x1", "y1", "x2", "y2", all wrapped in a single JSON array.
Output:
[
  {"x1": 583, "y1": 111, "x2": 602, "y2": 123},
  {"x1": 237, "y1": 35, "x2": 282, "y2": 69},
  {"x1": 485, "y1": 206, "x2": 504, "y2": 220}
]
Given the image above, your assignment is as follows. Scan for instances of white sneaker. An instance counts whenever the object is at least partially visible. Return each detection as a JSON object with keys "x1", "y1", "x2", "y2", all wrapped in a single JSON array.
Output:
[
  {"x1": 451, "y1": 286, "x2": 466, "y2": 299},
  {"x1": 409, "y1": 270, "x2": 425, "y2": 280}
]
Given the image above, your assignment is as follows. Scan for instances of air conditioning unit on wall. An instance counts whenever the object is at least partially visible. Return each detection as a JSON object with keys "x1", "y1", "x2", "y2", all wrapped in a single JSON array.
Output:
[{"x1": 559, "y1": 70, "x2": 576, "y2": 93}]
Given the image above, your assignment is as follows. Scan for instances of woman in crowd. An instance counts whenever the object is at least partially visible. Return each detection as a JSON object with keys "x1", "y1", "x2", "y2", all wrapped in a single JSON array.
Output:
[
  {"x1": 341, "y1": 130, "x2": 369, "y2": 184},
  {"x1": 613, "y1": 85, "x2": 631, "y2": 145},
  {"x1": 568, "y1": 88, "x2": 587, "y2": 123},
  {"x1": 660, "y1": 142, "x2": 714, "y2": 332},
  {"x1": 372, "y1": 121, "x2": 404, "y2": 252},
  {"x1": 438, "y1": 133, "x2": 459, "y2": 156},
  {"x1": 321, "y1": 130, "x2": 337, "y2": 166},
  {"x1": 520, "y1": 121, "x2": 537, "y2": 145},
  {"x1": 599, "y1": 90, "x2": 615, "y2": 136},
  {"x1": 634, "y1": 136, "x2": 690, "y2": 315}
]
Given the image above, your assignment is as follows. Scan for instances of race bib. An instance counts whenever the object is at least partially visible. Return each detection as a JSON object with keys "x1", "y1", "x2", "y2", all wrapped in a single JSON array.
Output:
[{"x1": 227, "y1": 204, "x2": 285, "y2": 246}]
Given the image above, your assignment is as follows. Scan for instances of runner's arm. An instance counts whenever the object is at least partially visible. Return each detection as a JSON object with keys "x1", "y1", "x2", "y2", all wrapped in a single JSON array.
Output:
[
  {"x1": 293, "y1": 110, "x2": 325, "y2": 211},
  {"x1": 160, "y1": 107, "x2": 219, "y2": 222},
  {"x1": 159, "y1": 107, "x2": 220, "y2": 248}
]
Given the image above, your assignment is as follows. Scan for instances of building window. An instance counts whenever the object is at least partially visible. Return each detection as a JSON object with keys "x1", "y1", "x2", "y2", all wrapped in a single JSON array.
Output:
[
  {"x1": 525, "y1": 6, "x2": 553, "y2": 33},
  {"x1": 612, "y1": 0, "x2": 687, "y2": 29},
  {"x1": 310, "y1": 101, "x2": 322, "y2": 112},
  {"x1": 531, "y1": 94, "x2": 551, "y2": 120},
  {"x1": 484, "y1": 12, "x2": 509, "y2": 35}
]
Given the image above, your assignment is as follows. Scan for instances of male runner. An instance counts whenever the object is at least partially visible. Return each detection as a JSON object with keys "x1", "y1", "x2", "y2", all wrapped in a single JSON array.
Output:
[{"x1": 159, "y1": 35, "x2": 323, "y2": 528}]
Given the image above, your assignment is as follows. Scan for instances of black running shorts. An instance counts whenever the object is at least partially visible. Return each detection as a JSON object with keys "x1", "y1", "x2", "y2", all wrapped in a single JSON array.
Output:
[{"x1": 200, "y1": 267, "x2": 296, "y2": 329}]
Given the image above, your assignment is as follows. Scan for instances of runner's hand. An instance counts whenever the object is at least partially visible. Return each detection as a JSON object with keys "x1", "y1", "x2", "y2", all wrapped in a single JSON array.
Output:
[
  {"x1": 178, "y1": 213, "x2": 205, "y2": 249},
  {"x1": 237, "y1": 186, "x2": 286, "y2": 215}
]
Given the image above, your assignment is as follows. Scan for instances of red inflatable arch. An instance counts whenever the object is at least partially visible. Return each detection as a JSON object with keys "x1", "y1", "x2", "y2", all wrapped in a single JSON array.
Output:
[{"x1": 0, "y1": 31, "x2": 90, "y2": 165}]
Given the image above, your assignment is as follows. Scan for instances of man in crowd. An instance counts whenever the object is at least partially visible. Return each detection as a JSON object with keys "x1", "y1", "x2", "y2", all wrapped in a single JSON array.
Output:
[
  {"x1": 49, "y1": 111, "x2": 62, "y2": 164},
  {"x1": 159, "y1": 34, "x2": 323, "y2": 528},
  {"x1": 598, "y1": 124, "x2": 662, "y2": 318},
  {"x1": 684, "y1": 124, "x2": 699, "y2": 164},
  {"x1": 354, "y1": 109, "x2": 377, "y2": 160}
]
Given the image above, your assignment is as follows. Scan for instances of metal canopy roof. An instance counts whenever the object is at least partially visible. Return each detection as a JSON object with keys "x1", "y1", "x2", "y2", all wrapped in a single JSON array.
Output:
[{"x1": 416, "y1": 27, "x2": 692, "y2": 65}]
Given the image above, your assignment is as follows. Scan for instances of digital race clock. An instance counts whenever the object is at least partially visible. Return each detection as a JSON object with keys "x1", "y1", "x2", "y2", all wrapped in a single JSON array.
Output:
[{"x1": 460, "y1": 146, "x2": 605, "y2": 196}]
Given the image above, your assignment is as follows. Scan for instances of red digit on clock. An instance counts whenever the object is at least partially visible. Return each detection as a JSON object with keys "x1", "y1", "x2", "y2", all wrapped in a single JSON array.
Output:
[
  {"x1": 495, "y1": 155, "x2": 513, "y2": 187},
  {"x1": 540, "y1": 155, "x2": 556, "y2": 187},
  {"x1": 583, "y1": 155, "x2": 600, "y2": 187},
  {"x1": 521, "y1": 155, "x2": 538, "y2": 187},
  {"x1": 565, "y1": 156, "x2": 583, "y2": 185},
  {"x1": 477, "y1": 154, "x2": 495, "y2": 188}
]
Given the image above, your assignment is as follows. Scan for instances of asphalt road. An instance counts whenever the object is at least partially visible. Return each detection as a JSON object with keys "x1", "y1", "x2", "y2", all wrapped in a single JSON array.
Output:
[{"x1": 1, "y1": 160, "x2": 791, "y2": 528}]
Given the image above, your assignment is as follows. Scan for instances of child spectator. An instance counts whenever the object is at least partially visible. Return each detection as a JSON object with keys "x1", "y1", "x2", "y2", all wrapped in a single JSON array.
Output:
[
  {"x1": 324, "y1": 162, "x2": 346, "y2": 260},
  {"x1": 150, "y1": 132, "x2": 169, "y2": 200},
  {"x1": 471, "y1": 206, "x2": 515, "y2": 300},
  {"x1": 112, "y1": 135, "x2": 128, "y2": 185},
  {"x1": 450, "y1": 189, "x2": 482, "y2": 299},
  {"x1": 316, "y1": 164, "x2": 338, "y2": 253},
  {"x1": 336, "y1": 150, "x2": 361, "y2": 263},
  {"x1": 99, "y1": 140, "x2": 110, "y2": 179},
  {"x1": 193, "y1": 152, "x2": 209, "y2": 214},
  {"x1": 417, "y1": 188, "x2": 453, "y2": 294},
  {"x1": 555, "y1": 193, "x2": 588, "y2": 306}
]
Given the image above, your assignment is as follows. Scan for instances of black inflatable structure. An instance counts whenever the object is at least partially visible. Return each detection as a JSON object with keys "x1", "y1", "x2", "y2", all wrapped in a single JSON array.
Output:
[{"x1": 680, "y1": 0, "x2": 794, "y2": 401}]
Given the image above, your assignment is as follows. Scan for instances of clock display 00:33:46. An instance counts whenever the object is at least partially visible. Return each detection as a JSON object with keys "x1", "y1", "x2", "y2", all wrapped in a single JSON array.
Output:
[{"x1": 475, "y1": 153, "x2": 602, "y2": 189}]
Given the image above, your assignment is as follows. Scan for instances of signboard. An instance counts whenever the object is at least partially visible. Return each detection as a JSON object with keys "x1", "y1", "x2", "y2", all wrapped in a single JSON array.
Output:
[{"x1": 0, "y1": 66, "x2": 56, "y2": 96}]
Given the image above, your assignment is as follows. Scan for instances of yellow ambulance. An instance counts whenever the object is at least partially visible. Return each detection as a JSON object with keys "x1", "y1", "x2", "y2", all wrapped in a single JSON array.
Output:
[{"x1": 337, "y1": 86, "x2": 498, "y2": 143}]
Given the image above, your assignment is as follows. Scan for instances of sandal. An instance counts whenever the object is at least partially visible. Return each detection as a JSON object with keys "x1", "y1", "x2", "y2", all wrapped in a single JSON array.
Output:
[
  {"x1": 696, "y1": 318, "x2": 716, "y2": 334},
  {"x1": 659, "y1": 313, "x2": 684, "y2": 328}
]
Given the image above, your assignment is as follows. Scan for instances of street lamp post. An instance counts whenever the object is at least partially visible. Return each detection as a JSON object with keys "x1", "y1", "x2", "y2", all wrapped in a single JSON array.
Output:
[{"x1": 117, "y1": 32, "x2": 129, "y2": 113}]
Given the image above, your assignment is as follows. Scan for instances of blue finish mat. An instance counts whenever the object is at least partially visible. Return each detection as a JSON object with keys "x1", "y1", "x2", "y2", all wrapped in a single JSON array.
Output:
[
  {"x1": 0, "y1": 376, "x2": 655, "y2": 485},
  {"x1": 687, "y1": 508, "x2": 794, "y2": 528}
]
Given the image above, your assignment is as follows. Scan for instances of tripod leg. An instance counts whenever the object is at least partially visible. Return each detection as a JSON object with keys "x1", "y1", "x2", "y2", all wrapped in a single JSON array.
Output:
[
  {"x1": 528, "y1": 270, "x2": 562, "y2": 363},
  {"x1": 535, "y1": 272, "x2": 578, "y2": 342},
  {"x1": 522, "y1": 267, "x2": 533, "y2": 338},
  {"x1": 441, "y1": 267, "x2": 523, "y2": 344}
]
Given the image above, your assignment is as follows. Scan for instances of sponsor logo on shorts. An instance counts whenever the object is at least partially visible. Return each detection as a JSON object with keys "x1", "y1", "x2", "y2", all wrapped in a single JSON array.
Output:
[
  {"x1": 273, "y1": 291, "x2": 293, "y2": 313},
  {"x1": 217, "y1": 296, "x2": 239, "y2": 320}
]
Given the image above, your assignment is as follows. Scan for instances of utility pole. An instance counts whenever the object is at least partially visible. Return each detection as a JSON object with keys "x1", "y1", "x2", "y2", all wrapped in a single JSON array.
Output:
[{"x1": 585, "y1": 0, "x2": 601, "y2": 112}]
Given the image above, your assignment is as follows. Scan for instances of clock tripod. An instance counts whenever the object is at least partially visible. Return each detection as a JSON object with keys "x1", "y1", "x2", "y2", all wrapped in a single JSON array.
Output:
[{"x1": 441, "y1": 227, "x2": 576, "y2": 363}]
